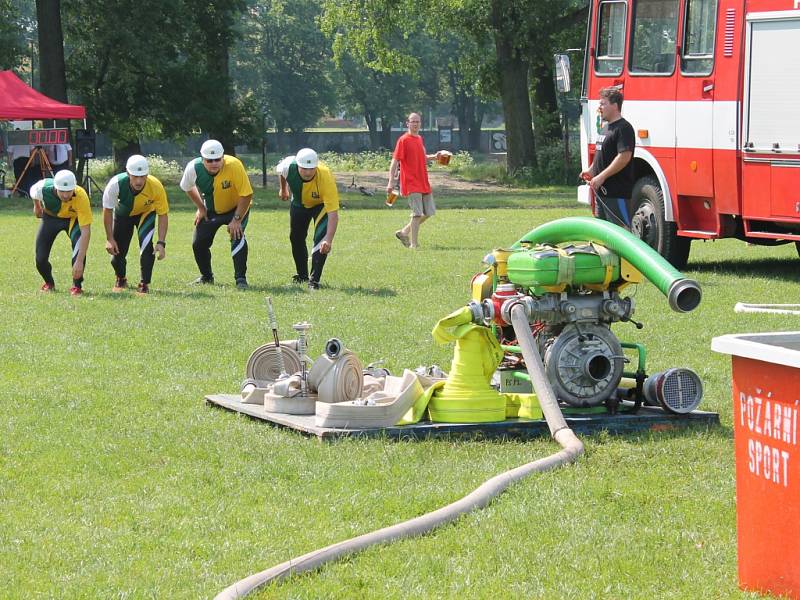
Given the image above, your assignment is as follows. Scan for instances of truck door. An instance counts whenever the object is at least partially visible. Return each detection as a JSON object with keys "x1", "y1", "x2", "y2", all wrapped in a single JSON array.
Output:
[
  {"x1": 675, "y1": 0, "x2": 717, "y2": 202},
  {"x1": 624, "y1": 0, "x2": 680, "y2": 172}
]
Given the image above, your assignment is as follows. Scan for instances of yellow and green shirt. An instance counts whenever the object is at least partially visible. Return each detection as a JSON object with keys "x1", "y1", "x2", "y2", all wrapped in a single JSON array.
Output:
[
  {"x1": 281, "y1": 161, "x2": 339, "y2": 211},
  {"x1": 102, "y1": 173, "x2": 168, "y2": 217},
  {"x1": 31, "y1": 179, "x2": 92, "y2": 226},
  {"x1": 179, "y1": 155, "x2": 253, "y2": 215}
]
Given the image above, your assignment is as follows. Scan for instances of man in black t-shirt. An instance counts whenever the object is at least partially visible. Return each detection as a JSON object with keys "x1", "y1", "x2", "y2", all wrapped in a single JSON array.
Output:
[{"x1": 580, "y1": 87, "x2": 635, "y2": 227}]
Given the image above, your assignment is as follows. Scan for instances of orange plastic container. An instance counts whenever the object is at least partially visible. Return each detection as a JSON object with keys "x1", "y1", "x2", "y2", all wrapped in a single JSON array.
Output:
[{"x1": 712, "y1": 332, "x2": 800, "y2": 599}]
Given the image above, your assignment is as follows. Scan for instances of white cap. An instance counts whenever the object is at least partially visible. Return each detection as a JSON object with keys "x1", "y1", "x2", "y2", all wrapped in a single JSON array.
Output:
[
  {"x1": 126, "y1": 154, "x2": 149, "y2": 176},
  {"x1": 296, "y1": 148, "x2": 318, "y2": 169},
  {"x1": 200, "y1": 139, "x2": 224, "y2": 160},
  {"x1": 53, "y1": 170, "x2": 77, "y2": 191}
]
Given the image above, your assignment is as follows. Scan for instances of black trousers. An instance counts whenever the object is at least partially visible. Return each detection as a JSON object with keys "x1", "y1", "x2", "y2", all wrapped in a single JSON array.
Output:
[
  {"x1": 35, "y1": 214, "x2": 85, "y2": 287},
  {"x1": 111, "y1": 212, "x2": 157, "y2": 284},
  {"x1": 192, "y1": 209, "x2": 249, "y2": 281},
  {"x1": 289, "y1": 202, "x2": 329, "y2": 283},
  {"x1": 13, "y1": 157, "x2": 40, "y2": 196}
]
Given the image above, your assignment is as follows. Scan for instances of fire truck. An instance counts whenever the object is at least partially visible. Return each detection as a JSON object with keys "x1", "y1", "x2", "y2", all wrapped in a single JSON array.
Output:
[{"x1": 561, "y1": 0, "x2": 800, "y2": 268}]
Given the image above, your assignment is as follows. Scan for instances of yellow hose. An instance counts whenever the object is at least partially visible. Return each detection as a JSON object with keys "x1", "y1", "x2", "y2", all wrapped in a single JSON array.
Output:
[{"x1": 428, "y1": 307, "x2": 507, "y2": 423}]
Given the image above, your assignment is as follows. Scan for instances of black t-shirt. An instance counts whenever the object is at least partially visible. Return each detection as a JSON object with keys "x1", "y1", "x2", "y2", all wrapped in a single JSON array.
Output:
[{"x1": 592, "y1": 117, "x2": 635, "y2": 199}]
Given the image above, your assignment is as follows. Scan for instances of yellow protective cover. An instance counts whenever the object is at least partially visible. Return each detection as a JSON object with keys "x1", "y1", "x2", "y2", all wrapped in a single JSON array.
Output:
[
  {"x1": 426, "y1": 307, "x2": 507, "y2": 423},
  {"x1": 504, "y1": 393, "x2": 543, "y2": 420}
]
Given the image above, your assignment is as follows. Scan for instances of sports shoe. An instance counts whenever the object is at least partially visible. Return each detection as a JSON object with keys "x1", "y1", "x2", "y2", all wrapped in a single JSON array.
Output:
[
  {"x1": 40, "y1": 282, "x2": 55, "y2": 292},
  {"x1": 308, "y1": 280, "x2": 320, "y2": 290},
  {"x1": 291, "y1": 274, "x2": 309, "y2": 284},
  {"x1": 112, "y1": 276, "x2": 128, "y2": 292},
  {"x1": 235, "y1": 278, "x2": 249, "y2": 290},
  {"x1": 190, "y1": 276, "x2": 214, "y2": 285},
  {"x1": 69, "y1": 286, "x2": 83, "y2": 296},
  {"x1": 136, "y1": 281, "x2": 149, "y2": 295},
  {"x1": 395, "y1": 230, "x2": 410, "y2": 248}
]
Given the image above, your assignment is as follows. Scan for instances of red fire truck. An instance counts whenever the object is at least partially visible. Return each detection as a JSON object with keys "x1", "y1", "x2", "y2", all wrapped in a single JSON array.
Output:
[{"x1": 565, "y1": 0, "x2": 800, "y2": 267}]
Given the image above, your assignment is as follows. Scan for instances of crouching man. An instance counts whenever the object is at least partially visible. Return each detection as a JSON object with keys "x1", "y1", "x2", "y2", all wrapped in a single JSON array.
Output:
[
  {"x1": 102, "y1": 155, "x2": 169, "y2": 294},
  {"x1": 277, "y1": 148, "x2": 339, "y2": 290},
  {"x1": 30, "y1": 170, "x2": 92, "y2": 296}
]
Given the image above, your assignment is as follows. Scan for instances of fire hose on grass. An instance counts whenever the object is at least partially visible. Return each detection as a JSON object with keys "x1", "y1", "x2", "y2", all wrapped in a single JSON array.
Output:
[{"x1": 214, "y1": 305, "x2": 584, "y2": 600}]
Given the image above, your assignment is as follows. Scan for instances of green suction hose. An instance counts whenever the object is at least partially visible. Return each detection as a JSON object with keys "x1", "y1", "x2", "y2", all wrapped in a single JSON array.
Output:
[{"x1": 512, "y1": 217, "x2": 701, "y2": 313}]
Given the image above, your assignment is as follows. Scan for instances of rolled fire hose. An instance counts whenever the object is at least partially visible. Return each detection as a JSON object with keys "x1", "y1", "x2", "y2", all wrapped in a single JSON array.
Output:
[
  {"x1": 307, "y1": 351, "x2": 364, "y2": 403},
  {"x1": 245, "y1": 342, "x2": 302, "y2": 383},
  {"x1": 214, "y1": 307, "x2": 584, "y2": 600}
]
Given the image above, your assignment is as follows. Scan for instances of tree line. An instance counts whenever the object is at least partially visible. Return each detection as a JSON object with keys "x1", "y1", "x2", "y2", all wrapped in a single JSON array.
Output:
[{"x1": 1, "y1": 0, "x2": 586, "y2": 173}]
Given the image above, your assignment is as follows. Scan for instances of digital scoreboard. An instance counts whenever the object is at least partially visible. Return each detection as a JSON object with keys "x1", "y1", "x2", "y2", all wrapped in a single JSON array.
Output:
[{"x1": 6, "y1": 128, "x2": 71, "y2": 146}]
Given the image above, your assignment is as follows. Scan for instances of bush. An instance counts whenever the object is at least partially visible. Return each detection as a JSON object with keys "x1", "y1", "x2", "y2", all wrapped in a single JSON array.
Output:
[
  {"x1": 448, "y1": 142, "x2": 580, "y2": 187},
  {"x1": 88, "y1": 155, "x2": 188, "y2": 186},
  {"x1": 319, "y1": 151, "x2": 392, "y2": 171}
]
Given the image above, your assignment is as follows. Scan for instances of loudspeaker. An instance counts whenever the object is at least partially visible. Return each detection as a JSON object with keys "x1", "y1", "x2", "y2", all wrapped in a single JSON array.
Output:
[{"x1": 75, "y1": 129, "x2": 96, "y2": 159}]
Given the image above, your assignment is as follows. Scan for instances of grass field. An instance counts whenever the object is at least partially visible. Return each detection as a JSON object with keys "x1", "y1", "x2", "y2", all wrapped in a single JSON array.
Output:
[{"x1": 2, "y1": 185, "x2": 797, "y2": 598}]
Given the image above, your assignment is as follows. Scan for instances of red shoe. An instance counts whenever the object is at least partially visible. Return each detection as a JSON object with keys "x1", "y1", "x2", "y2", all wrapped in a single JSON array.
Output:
[
  {"x1": 40, "y1": 282, "x2": 55, "y2": 292},
  {"x1": 69, "y1": 286, "x2": 83, "y2": 296},
  {"x1": 112, "y1": 276, "x2": 128, "y2": 292},
  {"x1": 136, "y1": 281, "x2": 149, "y2": 295}
]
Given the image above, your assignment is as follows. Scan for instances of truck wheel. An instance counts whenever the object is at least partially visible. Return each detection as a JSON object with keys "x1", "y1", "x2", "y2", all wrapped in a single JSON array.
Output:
[
  {"x1": 630, "y1": 176, "x2": 691, "y2": 269},
  {"x1": 796, "y1": 241, "x2": 800, "y2": 259}
]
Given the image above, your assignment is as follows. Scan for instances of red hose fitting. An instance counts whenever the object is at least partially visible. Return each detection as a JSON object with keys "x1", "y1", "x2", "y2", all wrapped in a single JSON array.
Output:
[{"x1": 488, "y1": 283, "x2": 524, "y2": 325}]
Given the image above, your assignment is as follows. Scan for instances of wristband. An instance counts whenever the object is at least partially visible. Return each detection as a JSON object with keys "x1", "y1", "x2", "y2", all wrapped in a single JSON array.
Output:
[{"x1": 156, "y1": 240, "x2": 166, "y2": 247}]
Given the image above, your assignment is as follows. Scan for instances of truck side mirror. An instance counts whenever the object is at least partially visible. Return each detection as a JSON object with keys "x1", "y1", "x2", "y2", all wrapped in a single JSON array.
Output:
[{"x1": 554, "y1": 54, "x2": 571, "y2": 94}]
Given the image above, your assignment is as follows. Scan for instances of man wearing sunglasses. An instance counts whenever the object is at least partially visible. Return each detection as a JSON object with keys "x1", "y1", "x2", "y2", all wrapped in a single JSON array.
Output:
[{"x1": 180, "y1": 139, "x2": 254, "y2": 289}]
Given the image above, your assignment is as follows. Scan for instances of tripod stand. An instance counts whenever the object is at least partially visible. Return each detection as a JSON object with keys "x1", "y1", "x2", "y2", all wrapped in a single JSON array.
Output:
[
  {"x1": 11, "y1": 146, "x2": 53, "y2": 196},
  {"x1": 77, "y1": 157, "x2": 102, "y2": 198}
]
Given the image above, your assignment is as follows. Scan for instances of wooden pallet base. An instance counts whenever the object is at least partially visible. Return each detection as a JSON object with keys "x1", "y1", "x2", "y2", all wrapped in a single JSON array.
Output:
[{"x1": 205, "y1": 394, "x2": 720, "y2": 441}]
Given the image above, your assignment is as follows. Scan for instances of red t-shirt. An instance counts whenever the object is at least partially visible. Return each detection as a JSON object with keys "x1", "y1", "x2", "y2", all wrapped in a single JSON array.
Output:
[{"x1": 393, "y1": 133, "x2": 431, "y2": 195}]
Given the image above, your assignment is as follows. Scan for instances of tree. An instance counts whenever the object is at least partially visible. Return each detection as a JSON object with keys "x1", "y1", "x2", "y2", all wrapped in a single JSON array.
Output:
[
  {"x1": 61, "y1": 0, "x2": 247, "y2": 165},
  {"x1": 232, "y1": 0, "x2": 337, "y2": 146},
  {"x1": 188, "y1": 0, "x2": 248, "y2": 153},
  {"x1": 0, "y1": 0, "x2": 26, "y2": 71},
  {"x1": 437, "y1": 36, "x2": 493, "y2": 151},
  {"x1": 35, "y1": 0, "x2": 67, "y2": 103},
  {"x1": 332, "y1": 51, "x2": 417, "y2": 149},
  {"x1": 322, "y1": 0, "x2": 587, "y2": 173}
]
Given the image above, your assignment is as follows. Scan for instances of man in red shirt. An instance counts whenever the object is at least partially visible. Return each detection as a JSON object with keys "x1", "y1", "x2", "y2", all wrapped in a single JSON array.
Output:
[{"x1": 387, "y1": 112, "x2": 443, "y2": 249}]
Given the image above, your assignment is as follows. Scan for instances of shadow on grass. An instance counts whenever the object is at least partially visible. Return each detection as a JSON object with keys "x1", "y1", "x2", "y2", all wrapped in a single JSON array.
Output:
[
  {"x1": 586, "y1": 419, "x2": 732, "y2": 444},
  {"x1": 426, "y1": 243, "x2": 490, "y2": 251},
  {"x1": 690, "y1": 258, "x2": 800, "y2": 281},
  {"x1": 90, "y1": 288, "x2": 216, "y2": 299},
  {"x1": 244, "y1": 283, "x2": 397, "y2": 297}
]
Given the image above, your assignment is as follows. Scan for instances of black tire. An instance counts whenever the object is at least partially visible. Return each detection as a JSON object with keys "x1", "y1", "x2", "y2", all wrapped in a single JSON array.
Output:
[
  {"x1": 630, "y1": 175, "x2": 691, "y2": 269},
  {"x1": 795, "y1": 241, "x2": 800, "y2": 259}
]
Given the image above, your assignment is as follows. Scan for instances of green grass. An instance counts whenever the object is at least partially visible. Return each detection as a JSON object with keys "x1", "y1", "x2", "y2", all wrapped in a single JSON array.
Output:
[{"x1": 2, "y1": 188, "x2": 796, "y2": 598}]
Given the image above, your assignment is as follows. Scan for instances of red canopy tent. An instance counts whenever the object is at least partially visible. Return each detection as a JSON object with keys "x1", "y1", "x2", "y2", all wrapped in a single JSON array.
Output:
[{"x1": 0, "y1": 70, "x2": 85, "y2": 120}]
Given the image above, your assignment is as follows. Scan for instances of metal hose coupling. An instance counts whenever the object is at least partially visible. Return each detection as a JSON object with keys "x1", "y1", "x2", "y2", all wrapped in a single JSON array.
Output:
[
  {"x1": 500, "y1": 296, "x2": 536, "y2": 326},
  {"x1": 667, "y1": 278, "x2": 702, "y2": 313},
  {"x1": 467, "y1": 300, "x2": 485, "y2": 325},
  {"x1": 325, "y1": 337, "x2": 343, "y2": 359}
]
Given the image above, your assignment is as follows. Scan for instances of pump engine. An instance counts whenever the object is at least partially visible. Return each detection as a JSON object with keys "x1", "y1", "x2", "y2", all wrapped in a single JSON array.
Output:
[{"x1": 472, "y1": 242, "x2": 644, "y2": 407}]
